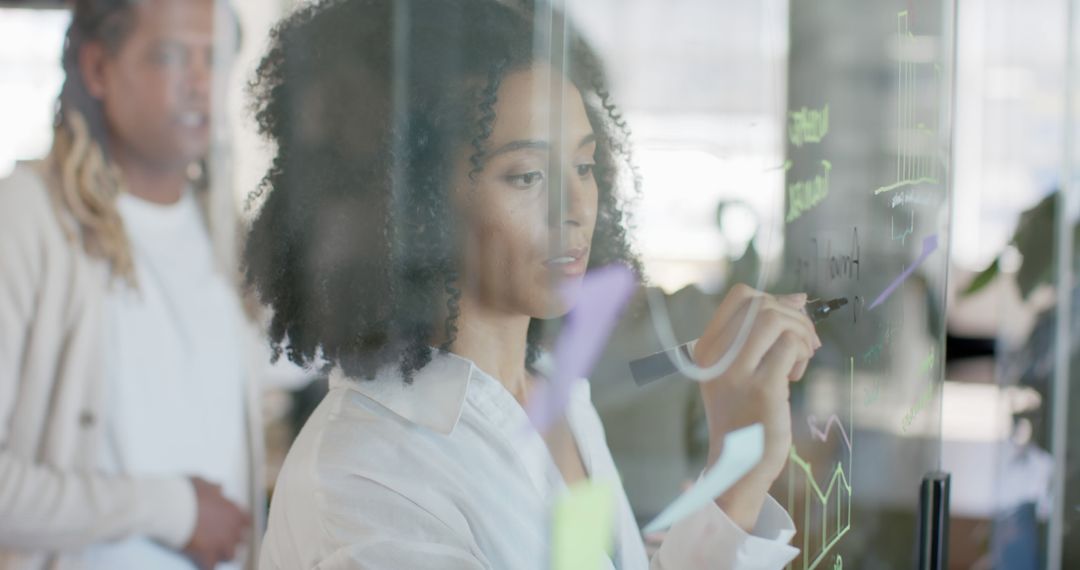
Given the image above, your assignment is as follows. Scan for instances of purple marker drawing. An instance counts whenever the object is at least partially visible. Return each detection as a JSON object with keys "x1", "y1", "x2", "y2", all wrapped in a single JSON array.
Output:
[
  {"x1": 526, "y1": 263, "x2": 636, "y2": 433},
  {"x1": 868, "y1": 234, "x2": 938, "y2": 310},
  {"x1": 807, "y1": 414, "x2": 852, "y2": 452}
]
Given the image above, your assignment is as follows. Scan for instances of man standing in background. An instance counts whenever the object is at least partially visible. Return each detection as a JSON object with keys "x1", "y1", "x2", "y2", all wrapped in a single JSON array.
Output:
[{"x1": 0, "y1": 1, "x2": 266, "y2": 568}]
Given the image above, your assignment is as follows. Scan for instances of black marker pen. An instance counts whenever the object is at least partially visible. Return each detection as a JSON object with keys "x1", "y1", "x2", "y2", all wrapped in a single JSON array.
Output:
[
  {"x1": 628, "y1": 297, "x2": 848, "y2": 386},
  {"x1": 806, "y1": 296, "x2": 848, "y2": 322}
]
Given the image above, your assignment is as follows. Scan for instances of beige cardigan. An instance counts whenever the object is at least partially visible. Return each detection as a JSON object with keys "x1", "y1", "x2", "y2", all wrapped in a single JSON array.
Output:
[{"x1": 0, "y1": 163, "x2": 265, "y2": 569}]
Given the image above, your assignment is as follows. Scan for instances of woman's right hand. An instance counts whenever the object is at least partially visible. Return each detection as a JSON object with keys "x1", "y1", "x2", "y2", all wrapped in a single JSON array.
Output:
[{"x1": 692, "y1": 284, "x2": 821, "y2": 530}]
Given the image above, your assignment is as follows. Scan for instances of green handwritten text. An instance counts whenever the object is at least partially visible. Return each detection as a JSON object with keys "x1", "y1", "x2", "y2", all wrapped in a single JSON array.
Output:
[
  {"x1": 902, "y1": 348, "x2": 938, "y2": 432},
  {"x1": 788, "y1": 104, "x2": 830, "y2": 147},
  {"x1": 786, "y1": 160, "x2": 832, "y2": 223}
]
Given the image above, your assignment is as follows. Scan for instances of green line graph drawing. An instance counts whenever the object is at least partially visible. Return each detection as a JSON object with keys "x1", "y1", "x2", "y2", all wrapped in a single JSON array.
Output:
[
  {"x1": 891, "y1": 209, "x2": 914, "y2": 245},
  {"x1": 874, "y1": 11, "x2": 940, "y2": 195},
  {"x1": 789, "y1": 448, "x2": 853, "y2": 570},
  {"x1": 787, "y1": 358, "x2": 855, "y2": 570}
]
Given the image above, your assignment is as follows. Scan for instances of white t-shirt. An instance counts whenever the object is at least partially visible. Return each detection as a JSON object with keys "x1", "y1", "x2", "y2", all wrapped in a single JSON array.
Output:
[{"x1": 85, "y1": 190, "x2": 249, "y2": 570}]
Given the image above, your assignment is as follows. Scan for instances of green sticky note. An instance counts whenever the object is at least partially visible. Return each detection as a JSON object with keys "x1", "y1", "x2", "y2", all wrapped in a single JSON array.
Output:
[{"x1": 551, "y1": 481, "x2": 616, "y2": 570}]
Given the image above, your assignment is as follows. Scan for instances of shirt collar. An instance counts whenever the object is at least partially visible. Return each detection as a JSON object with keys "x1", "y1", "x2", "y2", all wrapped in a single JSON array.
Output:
[{"x1": 330, "y1": 350, "x2": 475, "y2": 435}]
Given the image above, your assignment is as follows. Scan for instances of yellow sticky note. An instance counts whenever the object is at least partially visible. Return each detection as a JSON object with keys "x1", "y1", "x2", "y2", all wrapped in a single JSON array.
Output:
[{"x1": 551, "y1": 481, "x2": 616, "y2": 570}]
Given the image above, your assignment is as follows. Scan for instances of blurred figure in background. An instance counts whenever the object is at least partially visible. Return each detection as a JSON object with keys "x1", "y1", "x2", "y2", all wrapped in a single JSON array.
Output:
[{"x1": 0, "y1": 0, "x2": 266, "y2": 568}]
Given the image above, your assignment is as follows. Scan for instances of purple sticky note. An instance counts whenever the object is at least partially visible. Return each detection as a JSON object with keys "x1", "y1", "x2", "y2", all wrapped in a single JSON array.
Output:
[
  {"x1": 527, "y1": 263, "x2": 636, "y2": 433},
  {"x1": 868, "y1": 233, "x2": 938, "y2": 310}
]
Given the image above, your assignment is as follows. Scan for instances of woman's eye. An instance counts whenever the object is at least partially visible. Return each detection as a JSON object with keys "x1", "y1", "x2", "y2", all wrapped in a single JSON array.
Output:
[
  {"x1": 507, "y1": 171, "x2": 545, "y2": 189},
  {"x1": 576, "y1": 163, "x2": 595, "y2": 178}
]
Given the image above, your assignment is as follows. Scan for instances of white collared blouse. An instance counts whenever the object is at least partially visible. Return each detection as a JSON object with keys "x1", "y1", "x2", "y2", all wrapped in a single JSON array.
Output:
[{"x1": 260, "y1": 351, "x2": 799, "y2": 569}]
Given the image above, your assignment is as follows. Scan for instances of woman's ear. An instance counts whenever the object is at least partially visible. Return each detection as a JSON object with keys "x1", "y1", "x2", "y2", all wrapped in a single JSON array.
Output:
[{"x1": 79, "y1": 41, "x2": 109, "y2": 100}]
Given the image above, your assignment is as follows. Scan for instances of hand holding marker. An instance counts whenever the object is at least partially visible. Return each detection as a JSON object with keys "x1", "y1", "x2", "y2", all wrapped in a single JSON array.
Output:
[
  {"x1": 629, "y1": 297, "x2": 848, "y2": 386},
  {"x1": 635, "y1": 295, "x2": 846, "y2": 533}
]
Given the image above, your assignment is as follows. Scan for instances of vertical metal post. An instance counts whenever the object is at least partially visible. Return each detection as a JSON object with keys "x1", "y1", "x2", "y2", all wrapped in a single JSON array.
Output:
[
  {"x1": 1049, "y1": 0, "x2": 1077, "y2": 567},
  {"x1": 918, "y1": 472, "x2": 951, "y2": 570}
]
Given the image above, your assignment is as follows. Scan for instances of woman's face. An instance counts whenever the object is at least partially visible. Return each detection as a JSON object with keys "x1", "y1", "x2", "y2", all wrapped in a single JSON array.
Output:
[{"x1": 454, "y1": 64, "x2": 599, "y2": 319}]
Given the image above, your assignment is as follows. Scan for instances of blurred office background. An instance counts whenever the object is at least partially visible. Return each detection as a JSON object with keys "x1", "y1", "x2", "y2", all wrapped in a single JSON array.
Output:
[{"x1": 4, "y1": 0, "x2": 1080, "y2": 567}]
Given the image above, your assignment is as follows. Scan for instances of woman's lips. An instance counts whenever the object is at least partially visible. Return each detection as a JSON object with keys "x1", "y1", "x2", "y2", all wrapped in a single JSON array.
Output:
[{"x1": 544, "y1": 247, "x2": 589, "y2": 276}]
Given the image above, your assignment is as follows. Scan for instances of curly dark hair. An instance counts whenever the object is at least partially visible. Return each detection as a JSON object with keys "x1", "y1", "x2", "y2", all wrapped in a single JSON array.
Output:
[{"x1": 244, "y1": 0, "x2": 641, "y2": 381}]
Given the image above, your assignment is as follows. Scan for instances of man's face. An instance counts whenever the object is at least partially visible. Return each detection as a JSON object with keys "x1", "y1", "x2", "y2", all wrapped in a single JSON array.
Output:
[{"x1": 84, "y1": 0, "x2": 218, "y2": 171}]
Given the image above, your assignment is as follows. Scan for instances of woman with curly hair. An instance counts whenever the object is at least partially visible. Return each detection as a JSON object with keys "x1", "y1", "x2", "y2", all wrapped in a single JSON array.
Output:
[{"x1": 247, "y1": 0, "x2": 819, "y2": 568}]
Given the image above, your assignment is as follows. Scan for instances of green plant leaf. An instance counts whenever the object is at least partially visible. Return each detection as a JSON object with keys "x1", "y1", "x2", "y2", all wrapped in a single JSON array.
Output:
[{"x1": 960, "y1": 258, "x2": 1000, "y2": 297}]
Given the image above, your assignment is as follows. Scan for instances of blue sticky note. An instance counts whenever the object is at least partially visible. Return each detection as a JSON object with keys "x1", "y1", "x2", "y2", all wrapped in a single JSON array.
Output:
[{"x1": 643, "y1": 423, "x2": 765, "y2": 534}]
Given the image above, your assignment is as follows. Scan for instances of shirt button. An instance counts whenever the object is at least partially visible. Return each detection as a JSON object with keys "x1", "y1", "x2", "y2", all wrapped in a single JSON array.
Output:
[{"x1": 79, "y1": 410, "x2": 95, "y2": 428}]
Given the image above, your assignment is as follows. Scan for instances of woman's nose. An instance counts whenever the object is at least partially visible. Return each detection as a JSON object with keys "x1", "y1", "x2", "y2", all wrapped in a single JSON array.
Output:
[{"x1": 549, "y1": 165, "x2": 591, "y2": 230}]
